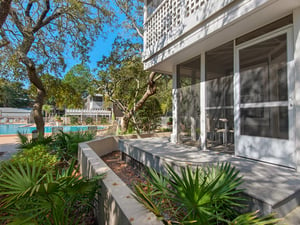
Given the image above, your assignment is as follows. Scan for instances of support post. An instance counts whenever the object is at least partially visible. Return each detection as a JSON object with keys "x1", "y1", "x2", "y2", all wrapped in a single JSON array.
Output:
[
  {"x1": 170, "y1": 66, "x2": 178, "y2": 143},
  {"x1": 293, "y1": 7, "x2": 300, "y2": 171},
  {"x1": 200, "y1": 53, "x2": 206, "y2": 149}
]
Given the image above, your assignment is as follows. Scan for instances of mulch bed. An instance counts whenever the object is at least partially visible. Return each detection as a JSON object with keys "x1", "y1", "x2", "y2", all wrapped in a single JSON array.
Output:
[{"x1": 101, "y1": 151, "x2": 147, "y2": 190}]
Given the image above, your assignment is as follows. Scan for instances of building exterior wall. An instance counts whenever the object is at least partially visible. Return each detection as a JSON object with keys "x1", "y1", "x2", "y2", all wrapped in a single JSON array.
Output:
[
  {"x1": 143, "y1": 0, "x2": 300, "y2": 169},
  {"x1": 144, "y1": 0, "x2": 300, "y2": 73}
]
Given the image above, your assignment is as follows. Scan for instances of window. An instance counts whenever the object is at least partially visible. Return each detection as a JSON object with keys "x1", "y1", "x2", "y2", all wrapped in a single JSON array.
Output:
[
  {"x1": 239, "y1": 34, "x2": 288, "y2": 139},
  {"x1": 177, "y1": 56, "x2": 201, "y2": 146}
]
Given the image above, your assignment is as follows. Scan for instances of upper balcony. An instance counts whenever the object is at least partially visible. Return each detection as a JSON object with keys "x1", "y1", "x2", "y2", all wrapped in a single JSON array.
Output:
[
  {"x1": 143, "y1": 0, "x2": 300, "y2": 73},
  {"x1": 143, "y1": 0, "x2": 235, "y2": 67}
]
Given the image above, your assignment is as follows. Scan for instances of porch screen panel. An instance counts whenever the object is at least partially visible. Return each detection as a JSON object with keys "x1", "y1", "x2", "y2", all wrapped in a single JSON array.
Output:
[
  {"x1": 205, "y1": 41, "x2": 234, "y2": 149},
  {"x1": 239, "y1": 34, "x2": 288, "y2": 139},
  {"x1": 177, "y1": 56, "x2": 201, "y2": 146}
]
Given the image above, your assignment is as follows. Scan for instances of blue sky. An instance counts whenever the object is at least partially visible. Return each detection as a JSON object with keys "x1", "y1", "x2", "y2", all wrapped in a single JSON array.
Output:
[
  {"x1": 64, "y1": 3, "x2": 142, "y2": 76},
  {"x1": 64, "y1": 30, "x2": 118, "y2": 73}
]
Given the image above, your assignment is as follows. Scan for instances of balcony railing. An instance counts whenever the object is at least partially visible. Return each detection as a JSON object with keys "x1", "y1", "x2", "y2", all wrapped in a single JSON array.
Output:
[
  {"x1": 65, "y1": 109, "x2": 111, "y2": 116},
  {"x1": 144, "y1": 0, "x2": 235, "y2": 60}
]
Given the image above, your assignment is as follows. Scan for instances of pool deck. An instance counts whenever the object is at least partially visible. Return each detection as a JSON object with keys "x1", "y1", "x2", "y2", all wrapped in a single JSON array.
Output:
[{"x1": 0, "y1": 136, "x2": 19, "y2": 161}]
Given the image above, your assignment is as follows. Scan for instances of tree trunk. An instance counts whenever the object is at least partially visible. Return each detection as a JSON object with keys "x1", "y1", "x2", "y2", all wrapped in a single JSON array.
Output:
[
  {"x1": 0, "y1": 0, "x2": 12, "y2": 28},
  {"x1": 114, "y1": 72, "x2": 162, "y2": 134},
  {"x1": 33, "y1": 91, "x2": 45, "y2": 136},
  {"x1": 25, "y1": 58, "x2": 46, "y2": 137},
  {"x1": 121, "y1": 115, "x2": 130, "y2": 133}
]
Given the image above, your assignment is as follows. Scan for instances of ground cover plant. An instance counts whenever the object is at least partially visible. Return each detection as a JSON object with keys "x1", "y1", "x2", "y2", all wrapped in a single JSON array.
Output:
[
  {"x1": 134, "y1": 163, "x2": 279, "y2": 225},
  {"x1": 52, "y1": 131, "x2": 96, "y2": 162},
  {"x1": 0, "y1": 131, "x2": 99, "y2": 225},
  {"x1": 11, "y1": 144, "x2": 58, "y2": 171}
]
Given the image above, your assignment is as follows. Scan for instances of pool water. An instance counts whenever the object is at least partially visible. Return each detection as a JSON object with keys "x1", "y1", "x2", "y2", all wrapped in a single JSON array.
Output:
[{"x1": 0, "y1": 124, "x2": 105, "y2": 135}]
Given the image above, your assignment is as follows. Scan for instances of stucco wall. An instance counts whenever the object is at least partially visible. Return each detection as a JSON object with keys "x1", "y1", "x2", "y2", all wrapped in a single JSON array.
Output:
[{"x1": 78, "y1": 137, "x2": 163, "y2": 225}]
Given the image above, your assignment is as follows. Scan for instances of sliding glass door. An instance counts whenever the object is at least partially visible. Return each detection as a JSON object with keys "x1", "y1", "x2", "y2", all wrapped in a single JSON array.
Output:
[{"x1": 235, "y1": 28, "x2": 295, "y2": 168}]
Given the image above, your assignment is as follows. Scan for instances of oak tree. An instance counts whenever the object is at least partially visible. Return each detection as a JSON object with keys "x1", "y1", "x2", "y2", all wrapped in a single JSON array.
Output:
[
  {"x1": 0, "y1": 0, "x2": 113, "y2": 136},
  {"x1": 97, "y1": 38, "x2": 164, "y2": 133}
]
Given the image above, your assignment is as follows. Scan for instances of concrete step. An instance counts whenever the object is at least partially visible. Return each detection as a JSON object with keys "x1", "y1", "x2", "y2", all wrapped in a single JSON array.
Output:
[{"x1": 280, "y1": 206, "x2": 300, "y2": 225}]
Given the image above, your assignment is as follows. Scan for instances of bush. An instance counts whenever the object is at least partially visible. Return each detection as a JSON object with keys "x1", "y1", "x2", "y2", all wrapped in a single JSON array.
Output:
[
  {"x1": 135, "y1": 97, "x2": 162, "y2": 133},
  {"x1": 17, "y1": 130, "x2": 95, "y2": 163},
  {"x1": 167, "y1": 117, "x2": 172, "y2": 125},
  {"x1": 100, "y1": 117, "x2": 108, "y2": 124},
  {"x1": 17, "y1": 132, "x2": 53, "y2": 150},
  {"x1": 70, "y1": 116, "x2": 79, "y2": 125},
  {"x1": 85, "y1": 117, "x2": 93, "y2": 125},
  {"x1": 134, "y1": 163, "x2": 279, "y2": 225},
  {"x1": 52, "y1": 131, "x2": 95, "y2": 161},
  {"x1": 0, "y1": 160, "x2": 103, "y2": 225},
  {"x1": 11, "y1": 144, "x2": 58, "y2": 170}
]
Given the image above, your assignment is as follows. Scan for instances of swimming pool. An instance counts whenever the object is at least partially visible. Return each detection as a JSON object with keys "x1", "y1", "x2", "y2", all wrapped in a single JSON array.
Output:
[{"x1": 0, "y1": 124, "x2": 105, "y2": 135}]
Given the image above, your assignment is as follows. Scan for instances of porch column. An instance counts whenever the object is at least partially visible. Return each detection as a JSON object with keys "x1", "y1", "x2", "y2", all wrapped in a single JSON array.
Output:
[
  {"x1": 200, "y1": 53, "x2": 206, "y2": 149},
  {"x1": 170, "y1": 66, "x2": 179, "y2": 143},
  {"x1": 293, "y1": 7, "x2": 300, "y2": 171}
]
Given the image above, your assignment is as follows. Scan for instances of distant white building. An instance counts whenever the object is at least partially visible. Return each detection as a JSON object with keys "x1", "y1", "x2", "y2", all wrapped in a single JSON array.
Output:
[
  {"x1": 65, "y1": 94, "x2": 111, "y2": 123},
  {"x1": 84, "y1": 94, "x2": 104, "y2": 110},
  {"x1": 0, "y1": 107, "x2": 32, "y2": 123}
]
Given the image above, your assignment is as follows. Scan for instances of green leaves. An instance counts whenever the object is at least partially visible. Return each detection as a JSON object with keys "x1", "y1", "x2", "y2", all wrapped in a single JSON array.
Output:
[
  {"x1": 0, "y1": 78, "x2": 31, "y2": 108},
  {"x1": 12, "y1": 144, "x2": 58, "y2": 170},
  {"x1": 52, "y1": 130, "x2": 95, "y2": 161},
  {"x1": 0, "y1": 160, "x2": 102, "y2": 225},
  {"x1": 134, "y1": 163, "x2": 279, "y2": 225},
  {"x1": 0, "y1": 131, "x2": 100, "y2": 224}
]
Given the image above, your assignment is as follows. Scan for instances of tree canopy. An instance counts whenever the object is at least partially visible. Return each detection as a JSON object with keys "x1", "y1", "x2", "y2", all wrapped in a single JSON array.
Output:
[
  {"x1": 96, "y1": 37, "x2": 170, "y2": 133},
  {"x1": 0, "y1": 0, "x2": 113, "y2": 135},
  {"x1": 29, "y1": 73, "x2": 84, "y2": 109},
  {"x1": 63, "y1": 64, "x2": 95, "y2": 98},
  {"x1": 0, "y1": 78, "x2": 31, "y2": 108}
]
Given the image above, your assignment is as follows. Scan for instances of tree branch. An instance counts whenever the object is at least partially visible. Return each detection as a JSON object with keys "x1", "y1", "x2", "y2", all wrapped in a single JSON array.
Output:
[
  {"x1": 19, "y1": 54, "x2": 45, "y2": 92},
  {"x1": 114, "y1": 0, "x2": 143, "y2": 39},
  {"x1": 9, "y1": 8, "x2": 26, "y2": 36},
  {"x1": 33, "y1": 0, "x2": 54, "y2": 33},
  {"x1": 0, "y1": 40, "x2": 9, "y2": 48},
  {"x1": 0, "y1": 29, "x2": 10, "y2": 48},
  {"x1": 132, "y1": 72, "x2": 161, "y2": 114},
  {"x1": 0, "y1": 0, "x2": 12, "y2": 28},
  {"x1": 25, "y1": 1, "x2": 34, "y2": 18}
]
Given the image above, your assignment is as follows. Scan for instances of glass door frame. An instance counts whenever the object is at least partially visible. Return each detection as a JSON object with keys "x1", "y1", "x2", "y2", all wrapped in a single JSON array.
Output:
[{"x1": 234, "y1": 25, "x2": 296, "y2": 168}]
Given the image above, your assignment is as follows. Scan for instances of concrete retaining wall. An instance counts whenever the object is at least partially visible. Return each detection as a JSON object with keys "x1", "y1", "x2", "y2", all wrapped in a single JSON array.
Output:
[{"x1": 78, "y1": 136, "x2": 163, "y2": 225}]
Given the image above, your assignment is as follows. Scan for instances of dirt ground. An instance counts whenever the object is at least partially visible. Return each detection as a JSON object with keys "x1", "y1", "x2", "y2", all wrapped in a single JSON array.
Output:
[{"x1": 101, "y1": 151, "x2": 147, "y2": 190}]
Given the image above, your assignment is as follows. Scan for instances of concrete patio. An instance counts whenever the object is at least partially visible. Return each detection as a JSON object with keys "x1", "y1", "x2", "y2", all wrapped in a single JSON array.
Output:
[
  {"x1": 0, "y1": 136, "x2": 19, "y2": 161},
  {"x1": 119, "y1": 137, "x2": 300, "y2": 220}
]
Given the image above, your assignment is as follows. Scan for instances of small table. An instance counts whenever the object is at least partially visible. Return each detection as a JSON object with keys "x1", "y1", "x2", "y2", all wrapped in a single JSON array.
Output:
[{"x1": 218, "y1": 118, "x2": 228, "y2": 145}]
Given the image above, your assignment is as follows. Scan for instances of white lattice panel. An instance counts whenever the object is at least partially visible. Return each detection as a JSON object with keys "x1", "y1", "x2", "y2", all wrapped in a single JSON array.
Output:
[{"x1": 144, "y1": 0, "x2": 235, "y2": 55}]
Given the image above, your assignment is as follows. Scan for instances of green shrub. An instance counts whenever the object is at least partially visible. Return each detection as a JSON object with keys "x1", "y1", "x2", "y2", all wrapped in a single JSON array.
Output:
[
  {"x1": 0, "y1": 160, "x2": 103, "y2": 225},
  {"x1": 17, "y1": 132, "x2": 53, "y2": 150},
  {"x1": 167, "y1": 117, "x2": 172, "y2": 125},
  {"x1": 70, "y1": 116, "x2": 79, "y2": 125},
  {"x1": 52, "y1": 131, "x2": 95, "y2": 161},
  {"x1": 135, "y1": 97, "x2": 162, "y2": 132},
  {"x1": 134, "y1": 163, "x2": 279, "y2": 225},
  {"x1": 100, "y1": 117, "x2": 108, "y2": 124},
  {"x1": 11, "y1": 144, "x2": 58, "y2": 170},
  {"x1": 85, "y1": 117, "x2": 93, "y2": 125}
]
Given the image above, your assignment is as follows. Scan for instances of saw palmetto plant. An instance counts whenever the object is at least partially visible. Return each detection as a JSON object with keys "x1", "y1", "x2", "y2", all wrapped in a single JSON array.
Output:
[{"x1": 134, "y1": 163, "x2": 279, "y2": 225}]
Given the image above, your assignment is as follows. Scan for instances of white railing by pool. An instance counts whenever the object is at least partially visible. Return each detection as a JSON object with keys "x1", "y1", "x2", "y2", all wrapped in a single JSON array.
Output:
[
  {"x1": 143, "y1": 0, "x2": 235, "y2": 60},
  {"x1": 65, "y1": 109, "x2": 111, "y2": 116}
]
